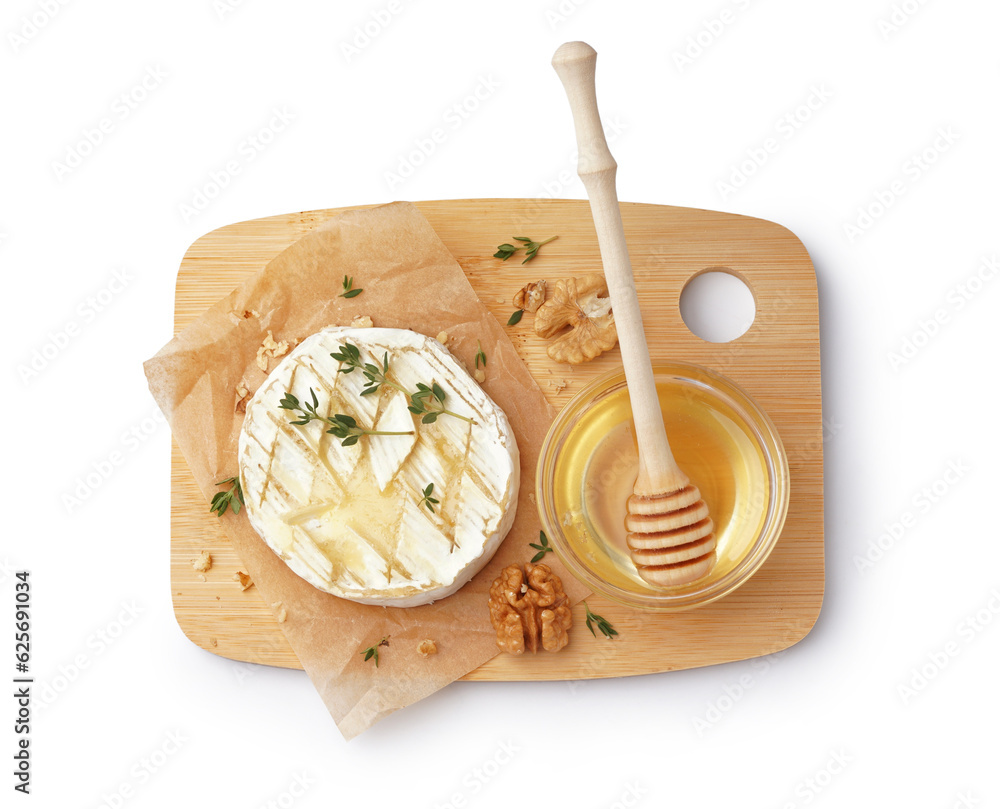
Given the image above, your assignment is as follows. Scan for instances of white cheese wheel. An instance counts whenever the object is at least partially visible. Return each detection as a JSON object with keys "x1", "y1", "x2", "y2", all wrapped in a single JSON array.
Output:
[{"x1": 238, "y1": 327, "x2": 519, "y2": 607}]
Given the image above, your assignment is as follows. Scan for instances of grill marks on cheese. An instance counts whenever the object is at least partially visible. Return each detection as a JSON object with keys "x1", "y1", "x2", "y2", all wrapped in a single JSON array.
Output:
[{"x1": 239, "y1": 328, "x2": 517, "y2": 604}]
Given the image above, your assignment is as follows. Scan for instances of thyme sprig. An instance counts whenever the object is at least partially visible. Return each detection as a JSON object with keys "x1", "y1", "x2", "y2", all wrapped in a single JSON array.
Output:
[
  {"x1": 332, "y1": 341, "x2": 473, "y2": 425},
  {"x1": 584, "y1": 602, "x2": 619, "y2": 640},
  {"x1": 361, "y1": 635, "x2": 390, "y2": 667},
  {"x1": 340, "y1": 275, "x2": 363, "y2": 298},
  {"x1": 210, "y1": 476, "x2": 244, "y2": 517},
  {"x1": 529, "y1": 531, "x2": 552, "y2": 563},
  {"x1": 474, "y1": 341, "x2": 487, "y2": 370},
  {"x1": 331, "y1": 343, "x2": 408, "y2": 398},
  {"x1": 419, "y1": 483, "x2": 440, "y2": 514},
  {"x1": 278, "y1": 389, "x2": 414, "y2": 447},
  {"x1": 493, "y1": 235, "x2": 558, "y2": 264},
  {"x1": 408, "y1": 382, "x2": 473, "y2": 424}
]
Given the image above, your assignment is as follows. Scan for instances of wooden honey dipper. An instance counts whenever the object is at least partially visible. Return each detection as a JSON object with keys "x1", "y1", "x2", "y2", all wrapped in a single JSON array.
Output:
[{"x1": 552, "y1": 41, "x2": 716, "y2": 587}]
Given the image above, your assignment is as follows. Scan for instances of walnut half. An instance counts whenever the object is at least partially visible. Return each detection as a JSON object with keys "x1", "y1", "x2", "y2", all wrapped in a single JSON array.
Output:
[
  {"x1": 533, "y1": 275, "x2": 617, "y2": 364},
  {"x1": 488, "y1": 563, "x2": 572, "y2": 655}
]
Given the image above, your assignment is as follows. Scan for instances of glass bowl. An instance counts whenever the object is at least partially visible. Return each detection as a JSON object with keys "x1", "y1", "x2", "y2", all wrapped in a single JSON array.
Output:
[{"x1": 536, "y1": 362, "x2": 789, "y2": 611}]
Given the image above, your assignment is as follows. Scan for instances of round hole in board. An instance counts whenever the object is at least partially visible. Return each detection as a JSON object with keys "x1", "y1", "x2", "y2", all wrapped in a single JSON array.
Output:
[{"x1": 679, "y1": 269, "x2": 756, "y2": 343}]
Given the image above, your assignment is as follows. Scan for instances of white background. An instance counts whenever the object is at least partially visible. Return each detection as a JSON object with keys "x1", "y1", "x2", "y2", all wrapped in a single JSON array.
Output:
[{"x1": 3, "y1": 0, "x2": 998, "y2": 806}]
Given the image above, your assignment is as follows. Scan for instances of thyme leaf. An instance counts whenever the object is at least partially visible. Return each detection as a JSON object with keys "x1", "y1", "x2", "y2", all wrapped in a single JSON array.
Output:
[
  {"x1": 419, "y1": 483, "x2": 440, "y2": 514},
  {"x1": 340, "y1": 275, "x2": 363, "y2": 298},
  {"x1": 361, "y1": 635, "x2": 390, "y2": 667},
  {"x1": 528, "y1": 530, "x2": 552, "y2": 563},
  {"x1": 493, "y1": 235, "x2": 558, "y2": 264},
  {"x1": 210, "y1": 476, "x2": 244, "y2": 517},
  {"x1": 584, "y1": 602, "x2": 619, "y2": 640}
]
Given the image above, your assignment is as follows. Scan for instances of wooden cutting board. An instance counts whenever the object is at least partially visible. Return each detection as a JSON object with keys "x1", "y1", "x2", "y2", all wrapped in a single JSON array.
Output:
[{"x1": 170, "y1": 198, "x2": 823, "y2": 681}]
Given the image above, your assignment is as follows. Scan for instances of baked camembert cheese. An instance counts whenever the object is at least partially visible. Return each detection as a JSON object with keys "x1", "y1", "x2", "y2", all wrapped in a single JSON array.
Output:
[{"x1": 238, "y1": 327, "x2": 519, "y2": 607}]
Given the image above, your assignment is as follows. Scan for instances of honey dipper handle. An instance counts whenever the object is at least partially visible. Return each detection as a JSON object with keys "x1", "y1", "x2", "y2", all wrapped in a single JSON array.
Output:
[{"x1": 552, "y1": 41, "x2": 687, "y2": 495}]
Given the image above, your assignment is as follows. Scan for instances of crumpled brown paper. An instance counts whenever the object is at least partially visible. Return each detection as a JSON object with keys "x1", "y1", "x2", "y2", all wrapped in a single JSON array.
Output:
[{"x1": 144, "y1": 202, "x2": 587, "y2": 739}]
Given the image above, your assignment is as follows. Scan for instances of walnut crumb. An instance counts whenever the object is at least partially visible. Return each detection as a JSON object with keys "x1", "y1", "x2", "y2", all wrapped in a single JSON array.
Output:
[
  {"x1": 255, "y1": 330, "x2": 290, "y2": 372},
  {"x1": 271, "y1": 601, "x2": 287, "y2": 623},
  {"x1": 196, "y1": 574, "x2": 207, "y2": 583},
  {"x1": 242, "y1": 309, "x2": 260, "y2": 319},
  {"x1": 233, "y1": 571, "x2": 254, "y2": 591},
  {"x1": 436, "y1": 331, "x2": 450, "y2": 346},
  {"x1": 549, "y1": 378, "x2": 569, "y2": 394},
  {"x1": 350, "y1": 314, "x2": 374, "y2": 329},
  {"x1": 474, "y1": 368, "x2": 486, "y2": 384},
  {"x1": 192, "y1": 551, "x2": 213, "y2": 573},
  {"x1": 210, "y1": 637, "x2": 218, "y2": 647},
  {"x1": 235, "y1": 382, "x2": 251, "y2": 413},
  {"x1": 417, "y1": 639, "x2": 438, "y2": 657}
]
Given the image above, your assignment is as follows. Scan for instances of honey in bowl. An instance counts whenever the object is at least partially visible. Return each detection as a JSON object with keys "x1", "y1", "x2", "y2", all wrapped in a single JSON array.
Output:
[{"x1": 537, "y1": 363, "x2": 789, "y2": 611}]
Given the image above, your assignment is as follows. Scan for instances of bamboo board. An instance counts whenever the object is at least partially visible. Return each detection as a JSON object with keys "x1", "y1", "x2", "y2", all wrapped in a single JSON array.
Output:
[{"x1": 170, "y1": 199, "x2": 823, "y2": 681}]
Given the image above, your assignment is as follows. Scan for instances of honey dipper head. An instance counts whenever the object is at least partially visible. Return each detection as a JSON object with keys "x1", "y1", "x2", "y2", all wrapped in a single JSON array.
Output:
[{"x1": 626, "y1": 484, "x2": 716, "y2": 587}]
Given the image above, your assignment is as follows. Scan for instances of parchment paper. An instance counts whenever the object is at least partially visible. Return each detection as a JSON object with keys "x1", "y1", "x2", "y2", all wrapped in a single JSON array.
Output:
[{"x1": 144, "y1": 202, "x2": 587, "y2": 739}]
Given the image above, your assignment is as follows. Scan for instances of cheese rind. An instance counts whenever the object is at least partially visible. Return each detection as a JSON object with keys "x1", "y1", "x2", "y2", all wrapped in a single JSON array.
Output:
[{"x1": 238, "y1": 327, "x2": 519, "y2": 606}]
